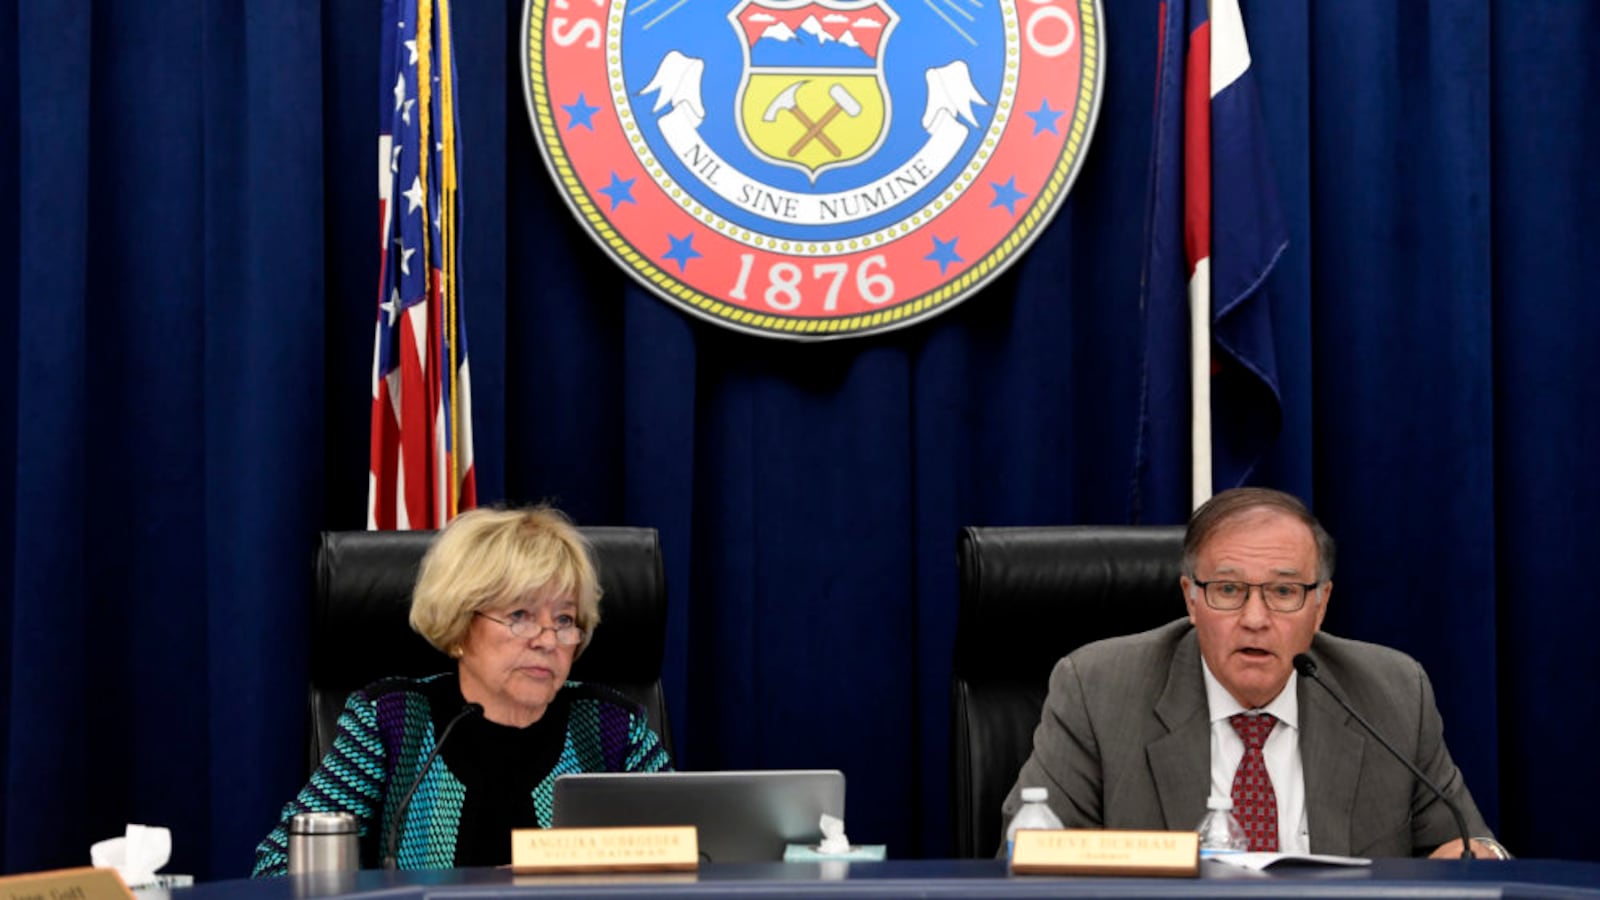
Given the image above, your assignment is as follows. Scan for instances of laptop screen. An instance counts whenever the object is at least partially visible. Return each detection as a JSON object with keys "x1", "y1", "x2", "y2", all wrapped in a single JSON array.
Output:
[{"x1": 550, "y1": 769, "x2": 846, "y2": 863}]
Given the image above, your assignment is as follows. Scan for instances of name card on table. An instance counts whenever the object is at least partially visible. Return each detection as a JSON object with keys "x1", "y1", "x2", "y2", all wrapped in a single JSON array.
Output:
[
  {"x1": 0, "y1": 867, "x2": 135, "y2": 900},
  {"x1": 511, "y1": 826, "x2": 699, "y2": 873},
  {"x1": 1011, "y1": 829, "x2": 1199, "y2": 877}
]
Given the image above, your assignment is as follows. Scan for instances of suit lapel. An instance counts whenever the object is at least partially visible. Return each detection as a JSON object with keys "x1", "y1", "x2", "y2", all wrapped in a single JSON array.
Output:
[
  {"x1": 1298, "y1": 666, "x2": 1364, "y2": 855},
  {"x1": 1148, "y1": 630, "x2": 1211, "y2": 830}
]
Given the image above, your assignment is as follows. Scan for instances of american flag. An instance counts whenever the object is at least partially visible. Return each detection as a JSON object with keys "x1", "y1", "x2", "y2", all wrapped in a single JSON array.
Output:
[
  {"x1": 1131, "y1": 0, "x2": 1287, "y2": 520},
  {"x1": 369, "y1": 0, "x2": 476, "y2": 529}
]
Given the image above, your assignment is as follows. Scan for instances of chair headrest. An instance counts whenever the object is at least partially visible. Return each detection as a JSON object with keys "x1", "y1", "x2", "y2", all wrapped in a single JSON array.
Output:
[
  {"x1": 953, "y1": 525, "x2": 1186, "y2": 681},
  {"x1": 311, "y1": 527, "x2": 667, "y2": 692},
  {"x1": 566, "y1": 526, "x2": 668, "y2": 684},
  {"x1": 312, "y1": 530, "x2": 443, "y2": 691}
]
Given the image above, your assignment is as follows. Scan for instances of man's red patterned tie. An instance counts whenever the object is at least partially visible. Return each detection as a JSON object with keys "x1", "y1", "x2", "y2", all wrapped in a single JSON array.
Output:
[{"x1": 1229, "y1": 713, "x2": 1279, "y2": 852}]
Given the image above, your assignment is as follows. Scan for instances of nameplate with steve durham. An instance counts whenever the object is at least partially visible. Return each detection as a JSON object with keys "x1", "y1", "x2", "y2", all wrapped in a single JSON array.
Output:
[{"x1": 1011, "y1": 829, "x2": 1200, "y2": 877}]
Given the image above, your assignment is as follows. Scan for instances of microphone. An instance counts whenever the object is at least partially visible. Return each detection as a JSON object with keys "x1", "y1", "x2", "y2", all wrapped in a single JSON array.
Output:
[
  {"x1": 1292, "y1": 654, "x2": 1474, "y2": 860},
  {"x1": 383, "y1": 702, "x2": 484, "y2": 870}
]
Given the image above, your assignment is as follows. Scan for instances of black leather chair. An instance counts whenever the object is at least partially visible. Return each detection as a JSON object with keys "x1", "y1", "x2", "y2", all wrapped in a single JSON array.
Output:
[
  {"x1": 950, "y1": 525, "x2": 1187, "y2": 857},
  {"x1": 308, "y1": 527, "x2": 672, "y2": 772}
]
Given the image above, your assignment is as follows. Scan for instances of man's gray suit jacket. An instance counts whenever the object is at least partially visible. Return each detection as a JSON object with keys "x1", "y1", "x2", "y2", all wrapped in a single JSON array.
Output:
[{"x1": 1000, "y1": 619, "x2": 1491, "y2": 857}]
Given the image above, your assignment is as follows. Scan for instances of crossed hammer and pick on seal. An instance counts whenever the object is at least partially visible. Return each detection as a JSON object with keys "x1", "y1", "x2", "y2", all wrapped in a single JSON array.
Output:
[{"x1": 761, "y1": 80, "x2": 863, "y2": 158}]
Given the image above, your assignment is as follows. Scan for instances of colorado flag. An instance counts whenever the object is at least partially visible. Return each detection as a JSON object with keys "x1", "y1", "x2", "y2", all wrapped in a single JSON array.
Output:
[{"x1": 1132, "y1": 0, "x2": 1288, "y2": 521}]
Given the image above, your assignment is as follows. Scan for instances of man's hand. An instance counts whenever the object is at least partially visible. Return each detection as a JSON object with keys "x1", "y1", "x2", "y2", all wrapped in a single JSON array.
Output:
[{"x1": 1429, "y1": 838, "x2": 1508, "y2": 860}]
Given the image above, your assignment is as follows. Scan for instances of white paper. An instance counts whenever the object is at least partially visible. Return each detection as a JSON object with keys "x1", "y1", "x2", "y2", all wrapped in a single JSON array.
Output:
[{"x1": 1204, "y1": 850, "x2": 1372, "y2": 870}]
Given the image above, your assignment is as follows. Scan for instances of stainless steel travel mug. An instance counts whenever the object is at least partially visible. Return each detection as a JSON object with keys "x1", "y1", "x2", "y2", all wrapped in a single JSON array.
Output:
[{"x1": 287, "y1": 811, "x2": 359, "y2": 875}]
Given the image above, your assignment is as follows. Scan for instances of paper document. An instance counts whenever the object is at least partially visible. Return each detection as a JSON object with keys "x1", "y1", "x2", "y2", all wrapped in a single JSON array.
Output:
[{"x1": 1203, "y1": 851, "x2": 1371, "y2": 870}]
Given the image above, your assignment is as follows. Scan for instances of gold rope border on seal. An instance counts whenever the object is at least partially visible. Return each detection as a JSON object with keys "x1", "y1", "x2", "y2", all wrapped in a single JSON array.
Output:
[{"x1": 526, "y1": 0, "x2": 1101, "y2": 337}]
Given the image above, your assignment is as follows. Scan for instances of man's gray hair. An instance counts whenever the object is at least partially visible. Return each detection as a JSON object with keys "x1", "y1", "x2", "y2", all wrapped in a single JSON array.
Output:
[{"x1": 1182, "y1": 487, "x2": 1336, "y2": 582}]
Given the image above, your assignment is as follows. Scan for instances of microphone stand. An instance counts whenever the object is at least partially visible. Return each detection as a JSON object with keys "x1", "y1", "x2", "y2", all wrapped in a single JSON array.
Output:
[{"x1": 1292, "y1": 654, "x2": 1474, "y2": 861}]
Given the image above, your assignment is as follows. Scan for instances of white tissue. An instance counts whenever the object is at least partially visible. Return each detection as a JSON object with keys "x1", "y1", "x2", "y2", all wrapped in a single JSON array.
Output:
[
  {"x1": 90, "y1": 824, "x2": 172, "y2": 887},
  {"x1": 816, "y1": 813, "x2": 852, "y2": 855}
]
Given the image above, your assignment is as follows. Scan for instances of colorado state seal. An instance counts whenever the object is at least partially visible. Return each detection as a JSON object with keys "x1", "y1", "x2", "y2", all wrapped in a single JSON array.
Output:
[{"x1": 523, "y1": 0, "x2": 1103, "y2": 339}]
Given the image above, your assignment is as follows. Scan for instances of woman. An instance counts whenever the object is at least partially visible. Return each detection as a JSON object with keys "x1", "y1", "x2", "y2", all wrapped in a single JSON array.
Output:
[{"x1": 252, "y1": 506, "x2": 671, "y2": 876}]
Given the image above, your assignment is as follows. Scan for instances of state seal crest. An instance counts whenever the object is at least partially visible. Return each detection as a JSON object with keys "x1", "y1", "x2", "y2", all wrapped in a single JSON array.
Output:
[{"x1": 523, "y1": 0, "x2": 1103, "y2": 339}]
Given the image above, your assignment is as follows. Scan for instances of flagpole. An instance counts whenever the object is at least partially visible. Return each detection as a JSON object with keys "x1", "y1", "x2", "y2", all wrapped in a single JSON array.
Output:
[
  {"x1": 1190, "y1": 260, "x2": 1212, "y2": 510},
  {"x1": 1188, "y1": 0, "x2": 1215, "y2": 512},
  {"x1": 438, "y1": 0, "x2": 461, "y2": 520}
]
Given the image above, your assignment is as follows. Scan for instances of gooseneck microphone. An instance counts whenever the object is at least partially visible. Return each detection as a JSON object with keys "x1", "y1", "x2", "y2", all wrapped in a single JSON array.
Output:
[
  {"x1": 1292, "y1": 654, "x2": 1474, "y2": 861},
  {"x1": 383, "y1": 702, "x2": 484, "y2": 870}
]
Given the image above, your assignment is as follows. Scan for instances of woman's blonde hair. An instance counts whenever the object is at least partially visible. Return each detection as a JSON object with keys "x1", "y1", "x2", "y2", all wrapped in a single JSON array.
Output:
[{"x1": 409, "y1": 505, "x2": 602, "y2": 656}]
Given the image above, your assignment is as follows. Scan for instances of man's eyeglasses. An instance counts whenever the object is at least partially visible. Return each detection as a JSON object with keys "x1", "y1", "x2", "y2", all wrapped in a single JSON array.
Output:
[
  {"x1": 474, "y1": 610, "x2": 585, "y2": 646},
  {"x1": 1191, "y1": 579, "x2": 1321, "y2": 612}
]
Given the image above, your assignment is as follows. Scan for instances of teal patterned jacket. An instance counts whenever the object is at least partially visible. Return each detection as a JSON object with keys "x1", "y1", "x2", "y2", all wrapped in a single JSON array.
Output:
[{"x1": 252, "y1": 674, "x2": 670, "y2": 876}]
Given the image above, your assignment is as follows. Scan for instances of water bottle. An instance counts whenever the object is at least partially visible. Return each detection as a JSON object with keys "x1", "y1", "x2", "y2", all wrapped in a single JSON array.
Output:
[
  {"x1": 1005, "y1": 786, "x2": 1065, "y2": 858},
  {"x1": 1195, "y1": 795, "x2": 1249, "y2": 855}
]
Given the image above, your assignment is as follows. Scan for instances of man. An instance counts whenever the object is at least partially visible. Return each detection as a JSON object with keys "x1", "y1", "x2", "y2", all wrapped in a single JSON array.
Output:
[{"x1": 1000, "y1": 487, "x2": 1506, "y2": 858}]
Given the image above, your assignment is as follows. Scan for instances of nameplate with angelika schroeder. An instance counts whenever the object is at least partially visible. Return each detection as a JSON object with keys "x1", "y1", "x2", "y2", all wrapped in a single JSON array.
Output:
[
  {"x1": 1011, "y1": 829, "x2": 1200, "y2": 877},
  {"x1": 510, "y1": 826, "x2": 699, "y2": 873},
  {"x1": 0, "y1": 866, "x2": 135, "y2": 900}
]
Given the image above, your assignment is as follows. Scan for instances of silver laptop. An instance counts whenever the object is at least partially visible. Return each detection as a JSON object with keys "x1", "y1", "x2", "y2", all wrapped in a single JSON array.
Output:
[{"x1": 550, "y1": 770, "x2": 846, "y2": 863}]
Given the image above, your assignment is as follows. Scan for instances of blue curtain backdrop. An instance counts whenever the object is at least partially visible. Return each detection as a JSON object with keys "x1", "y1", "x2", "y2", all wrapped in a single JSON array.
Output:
[{"x1": 3, "y1": 0, "x2": 1597, "y2": 878}]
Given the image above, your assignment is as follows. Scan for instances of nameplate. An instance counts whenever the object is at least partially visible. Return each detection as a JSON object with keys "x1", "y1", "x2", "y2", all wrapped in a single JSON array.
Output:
[
  {"x1": 0, "y1": 867, "x2": 134, "y2": 900},
  {"x1": 510, "y1": 826, "x2": 699, "y2": 873},
  {"x1": 1010, "y1": 829, "x2": 1199, "y2": 877}
]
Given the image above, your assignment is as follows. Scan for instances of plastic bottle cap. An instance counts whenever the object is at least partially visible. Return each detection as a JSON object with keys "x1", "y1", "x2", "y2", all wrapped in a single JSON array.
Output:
[
  {"x1": 1020, "y1": 787, "x2": 1048, "y2": 803},
  {"x1": 1206, "y1": 795, "x2": 1234, "y2": 811}
]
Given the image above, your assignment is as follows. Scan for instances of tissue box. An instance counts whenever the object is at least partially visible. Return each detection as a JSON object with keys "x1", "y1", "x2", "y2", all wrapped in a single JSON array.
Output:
[{"x1": 783, "y1": 844, "x2": 887, "y2": 862}]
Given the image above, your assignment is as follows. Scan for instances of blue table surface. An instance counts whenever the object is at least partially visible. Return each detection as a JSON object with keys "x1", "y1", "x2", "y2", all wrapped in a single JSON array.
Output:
[{"x1": 153, "y1": 858, "x2": 1600, "y2": 899}]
